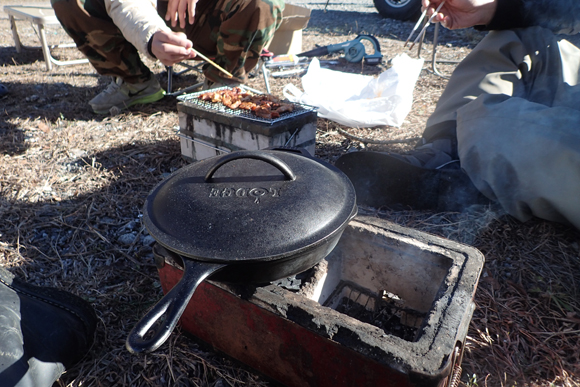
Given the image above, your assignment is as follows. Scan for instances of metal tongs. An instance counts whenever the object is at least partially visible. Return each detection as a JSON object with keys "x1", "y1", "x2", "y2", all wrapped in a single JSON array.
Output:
[{"x1": 404, "y1": 0, "x2": 446, "y2": 50}]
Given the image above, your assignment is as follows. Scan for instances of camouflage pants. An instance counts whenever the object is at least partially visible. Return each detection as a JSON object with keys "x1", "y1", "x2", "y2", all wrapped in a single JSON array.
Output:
[{"x1": 51, "y1": 0, "x2": 284, "y2": 83}]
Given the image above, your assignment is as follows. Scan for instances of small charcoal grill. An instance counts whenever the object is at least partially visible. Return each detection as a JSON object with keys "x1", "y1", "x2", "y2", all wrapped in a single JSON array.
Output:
[
  {"x1": 176, "y1": 86, "x2": 319, "y2": 162},
  {"x1": 154, "y1": 215, "x2": 485, "y2": 387},
  {"x1": 177, "y1": 86, "x2": 317, "y2": 125}
]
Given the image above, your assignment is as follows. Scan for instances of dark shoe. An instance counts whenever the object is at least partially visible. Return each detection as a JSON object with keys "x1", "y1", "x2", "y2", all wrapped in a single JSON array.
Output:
[
  {"x1": 335, "y1": 150, "x2": 492, "y2": 212},
  {"x1": 0, "y1": 84, "x2": 7, "y2": 97},
  {"x1": 396, "y1": 137, "x2": 460, "y2": 169},
  {"x1": 0, "y1": 266, "x2": 97, "y2": 387}
]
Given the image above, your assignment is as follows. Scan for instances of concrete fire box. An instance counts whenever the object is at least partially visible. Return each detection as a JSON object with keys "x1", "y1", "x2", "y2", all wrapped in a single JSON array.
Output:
[
  {"x1": 154, "y1": 216, "x2": 484, "y2": 387},
  {"x1": 176, "y1": 88, "x2": 318, "y2": 162},
  {"x1": 267, "y1": 3, "x2": 311, "y2": 55}
]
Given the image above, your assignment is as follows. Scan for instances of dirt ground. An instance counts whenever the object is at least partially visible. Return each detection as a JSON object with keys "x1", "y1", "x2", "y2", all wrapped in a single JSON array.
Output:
[{"x1": 1, "y1": 1, "x2": 580, "y2": 387}]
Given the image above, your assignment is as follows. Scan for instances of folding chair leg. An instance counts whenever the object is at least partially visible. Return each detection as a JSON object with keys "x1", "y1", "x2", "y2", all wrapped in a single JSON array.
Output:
[
  {"x1": 9, "y1": 15, "x2": 22, "y2": 53},
  {"x1": 38, "y1": 22, "x2": 53, "y2": 71}
]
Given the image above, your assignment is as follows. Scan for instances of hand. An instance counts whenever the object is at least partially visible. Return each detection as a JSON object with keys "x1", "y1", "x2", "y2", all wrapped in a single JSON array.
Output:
[
  {"x1": 150, "y1": 30, "x2": 196, "y2": 67},
  {"x1": 165, "y1": 0, "x2": 198, "y2": 29},
  {"x1": 422, "y1": 0, "x2": 497, "y2": 30}
]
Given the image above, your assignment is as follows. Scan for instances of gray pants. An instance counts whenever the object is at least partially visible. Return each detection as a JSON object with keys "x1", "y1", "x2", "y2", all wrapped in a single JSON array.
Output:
[{"x1": 427, "y1": 27, "x2": 580, "y2": 229}]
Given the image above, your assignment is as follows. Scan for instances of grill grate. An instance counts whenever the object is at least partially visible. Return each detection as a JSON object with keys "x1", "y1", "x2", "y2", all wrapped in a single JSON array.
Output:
[
  {"x1": 177, "y1": 86, "x2": 317, "y2": 125},
  {"x1": 323, "y1": 280, "x2": 426, "y2": 342}
]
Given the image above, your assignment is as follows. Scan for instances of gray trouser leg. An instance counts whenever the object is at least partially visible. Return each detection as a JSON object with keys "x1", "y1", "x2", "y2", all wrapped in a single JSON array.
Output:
[{"x1": 436, "y1": 27, "x2": 580, "y2": 228}]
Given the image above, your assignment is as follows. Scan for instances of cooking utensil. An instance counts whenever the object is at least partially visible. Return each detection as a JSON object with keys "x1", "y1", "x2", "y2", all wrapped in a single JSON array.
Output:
[
  {"x1": 404, "y1": 9, "x2": 427, "y2": 47},
  {"x1": 126, "y1": 149, "x2": 357, "y2": 353},
  {"x1": 191, "y1": 47, "x2": 234, "y2": 78},
  {"x1": 408, "y1": 1, "x2": 446, "y2": 50}
]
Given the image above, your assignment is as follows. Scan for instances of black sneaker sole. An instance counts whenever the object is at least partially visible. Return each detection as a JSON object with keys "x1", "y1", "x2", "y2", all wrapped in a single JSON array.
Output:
[
  {"x1": 335, "y1": 151, "x2": 492, "y2": 212},
  {"x1": 0, "y1": 266, "x2": 97, "y2": 350}
]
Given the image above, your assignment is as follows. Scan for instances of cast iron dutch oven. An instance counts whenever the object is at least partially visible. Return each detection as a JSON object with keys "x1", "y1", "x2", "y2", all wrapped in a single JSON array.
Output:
[{"x1": 126, "y1": 149, "x2": 357, "y2": 353}]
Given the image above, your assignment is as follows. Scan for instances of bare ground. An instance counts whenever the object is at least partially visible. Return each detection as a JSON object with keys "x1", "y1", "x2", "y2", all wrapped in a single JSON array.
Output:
[{"x1": 1, "y1": 1, "x2": 580, "y2": 386}]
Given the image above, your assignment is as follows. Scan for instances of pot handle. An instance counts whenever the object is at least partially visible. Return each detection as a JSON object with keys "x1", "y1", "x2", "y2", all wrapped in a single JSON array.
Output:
[
  {"x1": 126, "y1": 259, "x2": 225, "y2": 353},
  {"x1": 205, "y1": 151, "x2": 296, "y2": 182}
]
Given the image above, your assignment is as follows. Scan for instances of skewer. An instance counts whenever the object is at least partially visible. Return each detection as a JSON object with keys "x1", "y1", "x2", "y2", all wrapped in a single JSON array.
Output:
[
  {"x1": 404, "y1": 9, "x2": 427, "y2": 47},
  {"x1": 191, "y1": 47, "x2": 234, "y2": 78},
  {"x1": 408, "y1": 0, "x2": 446, "y2": 50}
]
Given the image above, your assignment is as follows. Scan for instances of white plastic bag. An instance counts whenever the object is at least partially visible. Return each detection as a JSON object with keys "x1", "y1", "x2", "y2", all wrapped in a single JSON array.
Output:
[{"x1": 283, "y1": 54, "x2": 424, "y2": 128}]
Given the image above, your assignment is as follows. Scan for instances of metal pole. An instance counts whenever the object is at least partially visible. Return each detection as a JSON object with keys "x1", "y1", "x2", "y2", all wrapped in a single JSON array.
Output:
[{"x1": 167, "y1": 66, "x2": 173, "y2": 94}]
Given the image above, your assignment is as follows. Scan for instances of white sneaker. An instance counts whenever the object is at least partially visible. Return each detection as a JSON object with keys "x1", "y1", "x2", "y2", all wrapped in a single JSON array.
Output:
[{"x1": 89, "y1": 77, "x2": 165, "y2": 114}]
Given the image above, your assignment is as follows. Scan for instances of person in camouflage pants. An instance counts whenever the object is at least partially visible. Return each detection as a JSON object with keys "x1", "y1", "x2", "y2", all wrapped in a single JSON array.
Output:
[{"x1": 51, "y1": 0, "x2": 284, "y2": 113}]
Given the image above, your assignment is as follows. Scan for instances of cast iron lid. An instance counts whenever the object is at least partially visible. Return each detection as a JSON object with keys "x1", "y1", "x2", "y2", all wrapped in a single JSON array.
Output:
[{"x1": 143, "y1": 150, "x2": 357, "y2": 262}]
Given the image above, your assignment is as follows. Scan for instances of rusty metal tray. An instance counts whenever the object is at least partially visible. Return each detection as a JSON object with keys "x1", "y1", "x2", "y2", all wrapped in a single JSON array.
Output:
[{"x1": 176, "y1": 85, "x2": 317, "y2": 125}]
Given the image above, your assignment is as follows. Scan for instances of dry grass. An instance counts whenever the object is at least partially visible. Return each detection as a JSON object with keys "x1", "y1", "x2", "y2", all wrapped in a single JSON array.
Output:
[
  {"x1": 370, "y1": 206, "x2": 580, "y2": 387},
  {"x1": 1, "y1": 2, "x2": 580, "y2": 386}
]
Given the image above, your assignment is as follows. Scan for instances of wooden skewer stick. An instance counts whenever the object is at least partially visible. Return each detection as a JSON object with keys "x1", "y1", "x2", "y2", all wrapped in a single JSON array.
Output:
[
  {"x1": 408, "y1": 0, "x2": 446, "y2": 50},
  {"x1": 191, "y1": 48, "x2": 234, "y2": 78}
]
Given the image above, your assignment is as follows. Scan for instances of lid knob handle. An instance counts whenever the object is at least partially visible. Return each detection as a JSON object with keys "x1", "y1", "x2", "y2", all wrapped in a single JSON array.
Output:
[{"x1": 204, "y1": 151, "x2": 296, "y2": 182}]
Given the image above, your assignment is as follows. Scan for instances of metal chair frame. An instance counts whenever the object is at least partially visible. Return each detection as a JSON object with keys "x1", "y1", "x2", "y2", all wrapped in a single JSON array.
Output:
[
  {"x1": 4, "y1": 5, "x2": 88, "y2": 71},
  {"x1": 166, "y1": 62, "x2": 205, "y2": 96}
]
